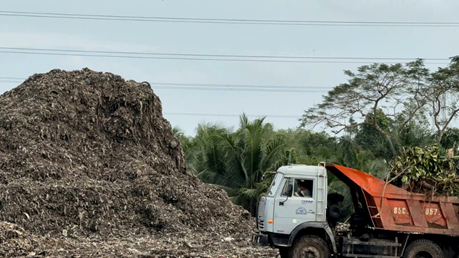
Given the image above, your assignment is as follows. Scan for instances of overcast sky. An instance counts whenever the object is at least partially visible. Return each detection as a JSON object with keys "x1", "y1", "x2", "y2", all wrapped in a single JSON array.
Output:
[{"x1": 1, "y1": 0, "x2": 458, "y2": 135}]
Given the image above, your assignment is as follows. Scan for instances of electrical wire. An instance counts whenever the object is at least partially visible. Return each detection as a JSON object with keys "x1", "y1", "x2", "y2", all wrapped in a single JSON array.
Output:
[
  {"x1": 164, "y1": 112, "x2": 300, "y2": 118},
  {"x1": 0, "y1": 80, "x2": 302, "y2": 117},
  {"x1": 1, "y1": 10, "x2": 458, "y2": 27},
  {"x1": 0, "y1": 47, "x2": 450, "y2": 64},
  {"x1": 0, "y1": 78, "x2": 332, "y2": 93},
  {"x1": 0, "y1": 47, "x2": 448, "y2": 61}
]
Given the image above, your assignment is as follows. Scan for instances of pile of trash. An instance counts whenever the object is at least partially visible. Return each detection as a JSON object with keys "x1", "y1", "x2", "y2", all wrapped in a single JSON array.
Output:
[{"x1": 0, "y1": 68, "x2": 277, "y2": 257}]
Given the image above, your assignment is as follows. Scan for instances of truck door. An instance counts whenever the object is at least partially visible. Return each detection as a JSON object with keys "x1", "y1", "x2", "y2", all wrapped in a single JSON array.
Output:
[{"x1": 273, "y1": 177, "x2": 317, "y2": 234}]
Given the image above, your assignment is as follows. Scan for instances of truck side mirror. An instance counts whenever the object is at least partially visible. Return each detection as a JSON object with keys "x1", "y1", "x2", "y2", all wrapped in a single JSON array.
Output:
[{"x1": 280, "y1": 184, "x2": 293, "y2": 206}]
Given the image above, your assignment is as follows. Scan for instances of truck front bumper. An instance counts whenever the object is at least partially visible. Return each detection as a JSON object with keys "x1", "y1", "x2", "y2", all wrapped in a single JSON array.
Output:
[{"x1": 252, "y1": 232, "x2": 269, "y2": 246}]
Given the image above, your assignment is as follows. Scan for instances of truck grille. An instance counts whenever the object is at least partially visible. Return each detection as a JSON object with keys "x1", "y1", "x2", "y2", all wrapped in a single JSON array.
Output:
[
  {"x1": 257, "y1": 196, "x2": 266, "y2": 230},
  {"x1": 258, "y1": 217, "x2": 265, "y2": 230}
]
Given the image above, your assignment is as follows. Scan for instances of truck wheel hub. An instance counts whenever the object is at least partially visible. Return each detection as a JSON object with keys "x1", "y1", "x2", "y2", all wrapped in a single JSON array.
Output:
[
  {"x1": 415, "y1": 251, "x2": 433, "y2": 258},
  {"x1": 300, "y1": 247, "x2": 320, "y2": 257}
]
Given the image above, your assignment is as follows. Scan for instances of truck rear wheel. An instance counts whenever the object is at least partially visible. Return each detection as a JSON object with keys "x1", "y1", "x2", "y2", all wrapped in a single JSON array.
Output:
[
  {"x1": 288, "y1": 235, "x2": 330, "y2": 258},
  {"x1": 403, "y1": 239, "x2": 443, "y2": 258}
]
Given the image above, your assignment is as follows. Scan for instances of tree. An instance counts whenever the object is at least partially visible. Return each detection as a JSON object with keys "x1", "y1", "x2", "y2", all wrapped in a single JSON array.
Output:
[
  {"x1": 185, "y1": 114, "x2": 286, "y2": 216},
  {"x1": 187, "y1": 123, "x2": 230, "y2": 186},
  {"x1": 277, "y1": 128, "x2": 338, "y2": 164},
  {"x1": 172, "y1": 126, "x2": 196, "y2": 165},
  {"x1": 395, "y1": 119, "x2": 434, "y2": 149},
  {"x1": 220, "y1": 114, "x2": 286, "y2": 215},
  {"x1": 428, "y1": 56, "x2": 459, "y2": 142},
  {"x1": 440, "y1": 127, "x2": 459, "y2": 151},
  {"x1": 353, "y1": 110, "x2": 394, "y2": 160},
  {"x1": 300, "y1": 60, "x2": 430, "y2": 157}
]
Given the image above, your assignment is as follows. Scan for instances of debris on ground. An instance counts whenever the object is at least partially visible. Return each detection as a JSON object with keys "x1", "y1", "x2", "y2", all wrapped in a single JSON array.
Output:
[{"x1": 0, "y1": 68, "x2": 277, "y2": 257}]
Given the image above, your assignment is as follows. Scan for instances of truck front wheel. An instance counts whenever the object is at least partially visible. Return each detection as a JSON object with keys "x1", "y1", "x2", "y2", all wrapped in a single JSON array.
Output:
[
  {"x1": 279, "y1": 247, "x2": 289, "y2": 258},
  {"x1": 403, "y1": 239, "x2": 443, "y2": 258},
  {"x1": 289, "y1": 235, "x2": 330, "y2": 258}
]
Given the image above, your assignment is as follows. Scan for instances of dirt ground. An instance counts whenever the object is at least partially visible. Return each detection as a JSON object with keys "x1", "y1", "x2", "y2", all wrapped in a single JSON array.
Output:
[{"x1": 0, "y1": 68, "x2": 278, "y2": 257}]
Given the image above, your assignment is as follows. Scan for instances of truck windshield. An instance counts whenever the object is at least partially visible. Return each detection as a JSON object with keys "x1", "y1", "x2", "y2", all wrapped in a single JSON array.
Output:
[{"x1": 266, "y1": 173, "x2": 281, "y2": 197}]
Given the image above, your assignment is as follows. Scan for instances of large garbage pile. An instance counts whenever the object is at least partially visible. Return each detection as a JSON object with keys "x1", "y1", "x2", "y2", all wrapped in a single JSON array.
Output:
[{"x1": 0, "y1": 68, "x2": 277, "y2": 257}]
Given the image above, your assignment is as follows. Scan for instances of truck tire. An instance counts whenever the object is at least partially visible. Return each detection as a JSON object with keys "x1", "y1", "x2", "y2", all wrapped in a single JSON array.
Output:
[
  {"x1": 288, "y1": 235, "x2": 330, "y2": 258},
  {"x1": 279, "y1": 247, "x2": 289, "y2": 258},
  {"x1": 403, "y1": 239, "x2": 443, "y2": 258}
]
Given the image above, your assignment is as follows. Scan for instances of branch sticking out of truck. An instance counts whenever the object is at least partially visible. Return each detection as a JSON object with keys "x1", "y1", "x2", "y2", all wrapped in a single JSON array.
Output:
[{"x1": 253, "y1": 163, "x2": 459, "y2": 258}]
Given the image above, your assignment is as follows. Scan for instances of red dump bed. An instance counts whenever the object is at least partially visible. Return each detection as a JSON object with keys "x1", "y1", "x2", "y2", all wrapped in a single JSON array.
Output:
[{"x1": 325, "y1": 163, "x2": 459, "y2": 236}]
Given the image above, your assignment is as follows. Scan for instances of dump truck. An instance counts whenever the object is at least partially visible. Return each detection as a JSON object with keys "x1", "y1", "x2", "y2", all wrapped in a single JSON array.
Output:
[{"x1": 252, "y1": 163, "x2": 459, "y2": 257}]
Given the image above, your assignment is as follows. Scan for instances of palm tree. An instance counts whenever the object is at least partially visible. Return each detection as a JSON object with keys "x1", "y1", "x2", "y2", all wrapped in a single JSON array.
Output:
[
  {"x1": 172, "y1": 126, "x2": 196, "y2": 165},
  {"x1": 188, "y1": 123, "x2": 230, "y2": 185},
  {"x1": 221, "y1": 114, "x2": 286, "y2": 215},
  {"x1": 187, "y1": 114, "x2": 286, "y2": 215}
]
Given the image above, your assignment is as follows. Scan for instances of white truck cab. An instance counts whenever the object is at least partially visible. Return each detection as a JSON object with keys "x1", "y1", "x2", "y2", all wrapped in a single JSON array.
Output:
[
  {"x1": 253, "y1": 163, "x2": 337, "y2": 257},
  {"x1": 260, "y1": 164, "x2": 328, "y2": 233}
]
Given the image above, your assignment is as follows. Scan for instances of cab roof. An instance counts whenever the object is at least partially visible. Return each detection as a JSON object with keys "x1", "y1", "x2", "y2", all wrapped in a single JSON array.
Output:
[{"x1": 277, "y1": 164, "x2": 327, "y2": 177}]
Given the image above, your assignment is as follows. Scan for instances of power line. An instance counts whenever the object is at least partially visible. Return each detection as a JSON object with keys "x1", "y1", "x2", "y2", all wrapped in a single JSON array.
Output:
[
  {"x1": 0, "y1": 47, "x2": 450, "y2": 64},
  {"x1": 0, "y1": 78, "x2": 332, "y2": 93},
  {"x1": 164, "y1": 112, "x2": 300, "y2": 118},
  {"x1": 1, "y1": 10, "x2": 459, "y2": 27},
  {"x1": 0, "y1": 83, "x2": 329, "y2": 93},
  {"x1": 153, "y1": 86, "x2": 327, "y2": 93},
  {"x1": 0, "y1": 79, "x2": 22, "y2": 82},
  {"x1": 149, "y1": 82, "x2": 332, "y2": 92},
  {"x1": 0, "y1": 47, "x2": 448, "y2": 61},
  {"x1": 0, "y1": 77, "x2": 331, "y2": 88},
  {"x1": 149, "y1": 82, "x2": 331, "y2": 89},
  {"x1": 0, "y1": 79, "x2": 303, "y2": 116},
  {"x1": 0, "y1": 50, "x2": 402, "y2": 64},
  {"x1": 0, "y1": 76, "x2": 23, "y2": 80},
  {"x1": 0, "y1": 83, "x2": 300, "y2": 117}
]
